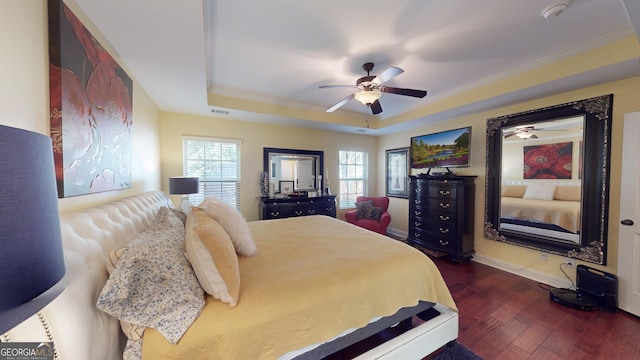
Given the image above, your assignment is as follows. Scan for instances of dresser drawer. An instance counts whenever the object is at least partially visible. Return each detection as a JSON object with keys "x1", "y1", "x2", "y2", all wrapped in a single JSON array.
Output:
[
  {"x1": 410, "y1": 228, "x2": 456, "y2": 252},
  {"x1": 259, "y1": 195, "x2": 337, "y2": 219}
]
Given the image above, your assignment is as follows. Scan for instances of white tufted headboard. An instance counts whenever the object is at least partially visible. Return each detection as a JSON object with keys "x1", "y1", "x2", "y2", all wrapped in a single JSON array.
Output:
[{"x1": 4, "y1": 191, "x2": 173, "y2": 360}]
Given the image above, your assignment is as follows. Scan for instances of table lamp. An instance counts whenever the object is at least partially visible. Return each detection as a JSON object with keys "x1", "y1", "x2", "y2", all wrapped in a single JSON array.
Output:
[
  {"x1": 0, "y1": 125, "x2": 66, "y2": 335},
  {"x1": 169, "y1": 176, "x2": 199, "y2": 212}
]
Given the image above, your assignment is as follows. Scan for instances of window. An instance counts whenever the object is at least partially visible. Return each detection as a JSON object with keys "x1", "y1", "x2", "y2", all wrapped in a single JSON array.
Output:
[
  {"x1": 182, "y1": 136, "x2": 241, "y2": 209},
  {"x1": 338, "y1": 150, "x2": 367, "y2": 209}
]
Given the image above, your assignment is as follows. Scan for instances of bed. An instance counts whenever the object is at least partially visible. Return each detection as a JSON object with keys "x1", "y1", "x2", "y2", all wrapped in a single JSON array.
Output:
[
  {"x1": 3, "y1": 191, "x2": 458, "y2": 360},
  {"x1": 500, "y1": 183, "x2": 581, "y2": 242}
]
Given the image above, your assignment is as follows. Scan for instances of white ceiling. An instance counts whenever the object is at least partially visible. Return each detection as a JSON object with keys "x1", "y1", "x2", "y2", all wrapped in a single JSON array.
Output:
[{"x1": 72, "y1": 0, "x2": 640, "y2": 135}]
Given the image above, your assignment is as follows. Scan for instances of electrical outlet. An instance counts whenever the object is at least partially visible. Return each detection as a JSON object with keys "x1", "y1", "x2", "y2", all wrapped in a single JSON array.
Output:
[
  {"x1": 539, "y1": 251, "x2": 549, "y2": 261},
  {"x1": 564, "y1": 257, "x2": 576, "y2": 267}
]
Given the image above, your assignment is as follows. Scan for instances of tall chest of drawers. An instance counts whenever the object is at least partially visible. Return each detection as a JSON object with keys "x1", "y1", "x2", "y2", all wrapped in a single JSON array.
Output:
[{"x1": 408, "y1": 175, "x2": 476, "y2": 262}]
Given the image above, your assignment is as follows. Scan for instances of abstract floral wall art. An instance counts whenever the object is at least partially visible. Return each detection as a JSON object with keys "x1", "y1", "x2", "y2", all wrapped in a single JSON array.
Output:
[
  {"x1": 523, "y1": 142, "x2": 573, "y2": 179},
  {"x1": 48, "y1": 0, "x2": 133, "y2": 197}
]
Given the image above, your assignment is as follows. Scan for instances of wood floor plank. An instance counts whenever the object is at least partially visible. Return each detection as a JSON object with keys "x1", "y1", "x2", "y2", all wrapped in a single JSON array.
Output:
[{"x1": 429, "y1": 256, "x2": 640, "y2": 360}]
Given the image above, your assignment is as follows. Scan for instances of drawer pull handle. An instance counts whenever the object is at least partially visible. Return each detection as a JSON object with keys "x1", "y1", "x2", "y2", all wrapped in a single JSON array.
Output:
[
  {"x1": 414, "y1": 221, "x2": 421, "y2": 227},
  {"x1": 295, "y1": 210, "x2": 303, "y2": 215},
  {"x1": 439, "y1": 215, "x2": 450, "y2": 221},
  {"x1": 439, "y1": 203, "x2": 450, "y2": 208},
  {"x1": 414, "y1": 210, "x2": 422, "y2": 216},
  {"x1": 308, "y1": 209, "x2": 316, "y2": 214},
  {"x1": 439, "y1": 190, "x2": 451, "y2": 196},
  {"x1": 439, "y1": 228, "x2": 449, "y2": 234},
  {"x1": 415, "y1": 188, "x2": 421, "y2": 193},
  {"x1": 270, "y1": 212, "x2": 280, "y2": 217},
  {"x1": 415, "y1": 233, "x2": 421, "y2": 238},
  {"x1": 439, "y1": 240, "x2": 449, "y2": 246},
  {"x1": 414, "y1": 200, "x2": 421, "y2": 205}
]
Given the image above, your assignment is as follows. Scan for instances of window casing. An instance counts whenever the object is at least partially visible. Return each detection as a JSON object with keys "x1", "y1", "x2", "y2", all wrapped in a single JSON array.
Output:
[
  {"x1": 338, "y1": 150, "x2": 367, "y2": 209},
  {"x1": 182, "y1": 136, "x2": 241, "y2": 209}
]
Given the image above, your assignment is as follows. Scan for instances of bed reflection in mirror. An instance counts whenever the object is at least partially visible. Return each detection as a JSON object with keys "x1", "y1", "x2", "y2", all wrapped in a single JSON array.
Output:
[{"x1": 499, "y1": 117, "x2": 584, "y2": 244}]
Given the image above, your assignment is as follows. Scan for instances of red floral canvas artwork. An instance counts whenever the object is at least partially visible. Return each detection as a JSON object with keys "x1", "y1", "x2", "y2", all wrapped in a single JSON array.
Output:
[
  {"x1": 48, "y1": 0, "x2": 132, "y2": 197},
  {"x1": 523, "y1": 142, "x2": 573, "y2": 179}
]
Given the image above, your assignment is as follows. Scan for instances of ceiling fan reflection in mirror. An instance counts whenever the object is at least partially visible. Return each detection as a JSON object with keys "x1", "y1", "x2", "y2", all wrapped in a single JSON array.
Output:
[
  {"x1": 319, "y1": 62, "x2": 427, "y2": 115},
  {"x1": 503, "y1": 125, "x2": 568, "y2": 139}
]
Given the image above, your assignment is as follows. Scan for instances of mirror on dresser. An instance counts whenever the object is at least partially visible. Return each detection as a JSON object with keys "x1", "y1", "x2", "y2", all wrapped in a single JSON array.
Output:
[
  {"x1": 484, "y1": 94, "x2": 613, "y2": 265},
  {"x1": 263, "y1": 148, "x2": 324, "y2": 195},
  {"x1": 260, "y1": 148, "x2": 336, "y2": 220}
]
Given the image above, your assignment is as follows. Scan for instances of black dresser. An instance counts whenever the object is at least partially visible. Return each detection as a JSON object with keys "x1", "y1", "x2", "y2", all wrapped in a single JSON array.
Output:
[
  {"x1": 259, "y1": 195, "x2": 337, "y2": 220},
  {"x1": 408, "y1": 175, "x2": 476, "y2": 262}
]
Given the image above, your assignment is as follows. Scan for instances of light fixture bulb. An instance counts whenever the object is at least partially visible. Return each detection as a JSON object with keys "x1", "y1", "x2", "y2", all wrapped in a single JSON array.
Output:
[
  {"x1": 354, "y1": 90, "x2": 382, "y2": 105},
  {"x1": 516, "y1": 131, "x2": 533, "y2": 139}
]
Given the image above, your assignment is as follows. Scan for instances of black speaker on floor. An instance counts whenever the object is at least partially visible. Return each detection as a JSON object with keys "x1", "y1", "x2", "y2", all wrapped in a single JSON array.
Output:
[
  {"x1": 550, "y1": 264, "x2": 618, "y2": 312},
  {"x1": 576, "y1": 264, "x2": 618, "y2": 312}
]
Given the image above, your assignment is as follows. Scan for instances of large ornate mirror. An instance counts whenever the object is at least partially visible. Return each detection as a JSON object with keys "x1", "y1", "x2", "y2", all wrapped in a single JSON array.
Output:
[
  {"x1": 485, "y1": 94, "x2": 613, "y2": 264},
  {"x1": 263, "y1": 148, "x2": 324, "y2": 194}
]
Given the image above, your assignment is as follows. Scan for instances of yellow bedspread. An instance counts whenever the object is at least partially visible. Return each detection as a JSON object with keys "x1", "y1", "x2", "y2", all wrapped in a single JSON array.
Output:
[{"x1": 142, "y1": 215, "x2": 456, "y2": 360}]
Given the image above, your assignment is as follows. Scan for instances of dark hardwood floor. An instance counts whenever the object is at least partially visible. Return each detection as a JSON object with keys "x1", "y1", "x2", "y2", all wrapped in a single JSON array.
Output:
[
  {"x1": 427, "y1": 256, "x2": 640, "y2": 360},
  {"x1": 327, "y1": 254, "x2": 640, "y2": 359}
]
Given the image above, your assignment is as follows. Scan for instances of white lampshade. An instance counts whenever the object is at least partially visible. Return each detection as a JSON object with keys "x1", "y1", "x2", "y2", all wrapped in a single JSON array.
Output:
[{"x1": 354, "y1": 90, "x2": 382, "y2": 105}]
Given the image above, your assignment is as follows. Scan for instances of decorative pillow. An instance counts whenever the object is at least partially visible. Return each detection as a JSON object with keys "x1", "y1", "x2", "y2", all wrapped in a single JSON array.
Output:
[
  {"x1": 105, "y1": 246, "x2": 145, "y2": 341},
  {"x1": 170, "y1": 207, "x2": 187, "y2": 225},
  {"x1": 554, "y1": 186, "x2": 581, "y2": 201},
  {"x1": 502, "y1": 184, "x2": 527, "y2": 198},
  {"x1": 97, "y1": 206, "x2": 204, "y2": 345},
  {"x1": 523, "y1": 183, "x2": 556, "y2": 201},
  {"x1": 185, "y1": 207, "x2": 241, "y2": 307},
  {"x1": 197, "y1": 197, "x2": 257, "y2": 256},
  {"x1": 355, "y1": 200, "x2": 383, "y2": 221}
]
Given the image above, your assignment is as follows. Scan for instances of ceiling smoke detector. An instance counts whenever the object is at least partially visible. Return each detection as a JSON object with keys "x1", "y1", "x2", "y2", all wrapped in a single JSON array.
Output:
[{"x1": 541, "y1": 2, "x2": 569, "y2": 19}]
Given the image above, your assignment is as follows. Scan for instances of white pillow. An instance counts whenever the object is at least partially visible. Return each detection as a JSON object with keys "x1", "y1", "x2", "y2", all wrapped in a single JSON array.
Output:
[
  {"x1": 523, "y1": 183, "x2": 556, "y2": 201},
  {"x1": 198, "y1": 197, "x2": 258, "y2": 256}
]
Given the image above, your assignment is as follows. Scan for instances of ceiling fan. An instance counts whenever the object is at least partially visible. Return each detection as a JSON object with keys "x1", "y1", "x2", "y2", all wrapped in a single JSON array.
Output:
[
  {"x1": 319, "y1": 62, "x2": 427, "y2": 115},
  {"x1": 504, "y1": 125, "x2": 567, "y2": 139}
]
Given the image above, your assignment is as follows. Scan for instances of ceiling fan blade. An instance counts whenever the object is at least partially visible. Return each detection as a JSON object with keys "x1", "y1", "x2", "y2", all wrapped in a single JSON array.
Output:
[
  {"x1": 382, "y1": 86, "x2": 427, "y2": 98},
  {"x1": 326, "y1": 94, "x2": 355, "y2": 113},
  {"x1": 319, "y1": 85, "x2": 356, "y2": 89},
  {"x1": 504, "y1": 131, "x2": 516, "y2": 138},
  {"x1": 373, "y1": 66, "x2": 403, "y2": 84},
  {"x1": 531, "y1": 134, "x2": 538, "y2": 139},
  {"x1": 369, "y1": 100, "x2": 382, "y2": 114}
]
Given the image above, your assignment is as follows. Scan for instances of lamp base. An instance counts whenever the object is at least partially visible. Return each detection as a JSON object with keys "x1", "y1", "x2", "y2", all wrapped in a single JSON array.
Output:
[{"x1": 178, "y1": 195, "x2": 193, "y2": 212}]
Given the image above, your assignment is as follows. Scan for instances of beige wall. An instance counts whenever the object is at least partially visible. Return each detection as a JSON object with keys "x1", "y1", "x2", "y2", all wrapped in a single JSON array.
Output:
[
  {"x1": 0, "y1": 1, "x2": 162, "y2": 213},
  {"x1": 159, "y1": 112, "x2": 378, "y2": 221},
  {"x1": 379, "y1": 75, "x2": 640, "y2": 281}
]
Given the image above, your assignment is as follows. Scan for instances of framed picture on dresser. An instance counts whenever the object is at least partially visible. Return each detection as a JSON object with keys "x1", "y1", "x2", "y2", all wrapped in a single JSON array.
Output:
[
  {"x1": 279, "y1": 180, "x2": 294, "y2": 194},
  {"x1": 386, "y1": 147, "x2": 409, "y2": 198}
]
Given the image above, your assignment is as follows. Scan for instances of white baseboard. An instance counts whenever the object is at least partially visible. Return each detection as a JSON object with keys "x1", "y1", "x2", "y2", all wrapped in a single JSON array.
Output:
[
  {"x1": 386, "y1": 227, "x2": 407, "y2": 240},
  {"x1": 472, "y1": 254, "x2": 572, "y2": 289}
]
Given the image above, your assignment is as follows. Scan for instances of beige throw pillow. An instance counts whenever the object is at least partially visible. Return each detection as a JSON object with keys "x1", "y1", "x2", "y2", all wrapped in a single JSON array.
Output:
[
  {"x1": 186, "y1": 208, "x2": 241, "y2": 307},
  {"x1": 198, "y1": 197, "x2": 257, "y2": 256}
]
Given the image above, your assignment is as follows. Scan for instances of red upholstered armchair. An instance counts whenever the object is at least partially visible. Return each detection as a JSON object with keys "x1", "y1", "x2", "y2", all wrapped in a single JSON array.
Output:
[{"x1": 345, "y1": 196, "x2": 391, "y2": 234}]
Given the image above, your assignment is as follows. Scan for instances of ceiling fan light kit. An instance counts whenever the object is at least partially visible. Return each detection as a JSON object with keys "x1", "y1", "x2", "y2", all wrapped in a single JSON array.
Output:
[{"x1": 354, "y1": 90, "x2": 381, "y2": 105}]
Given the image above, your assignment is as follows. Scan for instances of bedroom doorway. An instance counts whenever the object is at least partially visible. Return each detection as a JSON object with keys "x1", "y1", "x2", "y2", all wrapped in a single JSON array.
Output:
[{"x1": 618, "y1": 111, "x2": 640, "y2": 316}]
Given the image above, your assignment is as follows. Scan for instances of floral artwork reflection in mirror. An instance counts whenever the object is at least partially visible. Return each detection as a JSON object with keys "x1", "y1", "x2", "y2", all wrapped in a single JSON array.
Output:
[
  {"x1": 48, "y1": 0, "x2": 133, "y2": 197},
  {"x1": 523, "y1": 142, "x2": 573, "y2": 179},
  {"x1": 386, "y1": 147, "x2": 409, "y2": 198}
]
